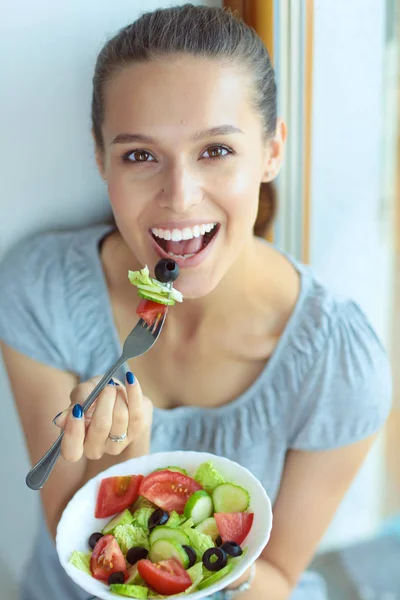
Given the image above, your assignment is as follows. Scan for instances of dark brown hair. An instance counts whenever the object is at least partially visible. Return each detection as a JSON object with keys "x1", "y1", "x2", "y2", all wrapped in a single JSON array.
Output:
[{"x1": 92, "y1": 4, "x2": 277, "y2": 237}]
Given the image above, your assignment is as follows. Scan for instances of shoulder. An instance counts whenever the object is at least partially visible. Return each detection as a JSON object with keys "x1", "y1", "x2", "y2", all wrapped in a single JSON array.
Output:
[
  {"x1": 0, "y1": 224, "x2": 112, "y2": 372},
  {"x1": 286, "y1": 265, "x2": 392, "y2": 450}
]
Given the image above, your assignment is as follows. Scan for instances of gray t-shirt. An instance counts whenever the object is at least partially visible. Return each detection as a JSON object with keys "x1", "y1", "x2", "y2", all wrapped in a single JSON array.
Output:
[{"x1": 0, "y1": 224, "x2": 391, "y2": 600}]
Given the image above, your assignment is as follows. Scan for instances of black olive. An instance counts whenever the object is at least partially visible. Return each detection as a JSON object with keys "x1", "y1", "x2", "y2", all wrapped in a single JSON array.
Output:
[
  {"x1": 108, "y1": 571, "x2": 125, "y2": 585},
  {"x1": 202, "y1": 547, "x2": 228, "y2": 572},
  {"x1": 88, "y1": 532, "x2": 104, "y2": 550},
  {"x1": 126, "y1": 546, "x2": 149, "y2": 565},
  {"x1": 148, "y1": 508, "x2": 169, "y2": 531},
  {"x1": 220, "y1": 541, "x2": 243, "y2": 557},
  {"x1": 154, "y1": 259, "x2": 180, "y2": 284},
  {"x1": 215, "y1": 536, "x2": 222, "y2": 547},
  {"x1": 182, "y1": 545, "x2": 197, "y2": 569}
]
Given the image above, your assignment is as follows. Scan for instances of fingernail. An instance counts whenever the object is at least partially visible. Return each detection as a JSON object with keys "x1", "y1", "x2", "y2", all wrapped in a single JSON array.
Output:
[
  {"x1": 126, "y1": 371, "x2": 135, "y2": 385},
  {"x1": 52, "y1": 411, "x2": 63, "y2": 425},
  {"x1": 72, "y1": 404, "x2": 83, "y2": 419},
  {"x1": 115, "y1": 382, "x2": 120, "y2": 386},
  {"x1": 108, "y1": 379, "x2": 115, "y2": 386}
]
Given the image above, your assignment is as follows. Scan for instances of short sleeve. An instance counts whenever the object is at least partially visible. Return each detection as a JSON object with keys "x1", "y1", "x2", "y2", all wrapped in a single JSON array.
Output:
[
  {"x1": 288, "y1": 299, "x2": 392, "y2": 450},
  {"x1": 0, "y1": 234, "x2": 74, "y2": 372}
]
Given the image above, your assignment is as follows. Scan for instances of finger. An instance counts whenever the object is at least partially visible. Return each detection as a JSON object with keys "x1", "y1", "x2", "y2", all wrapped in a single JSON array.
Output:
[
  {"x1": 54, "y1": 376, "x2": 122, "y2": 430},
  {"x1": 125, "y1": 372, "x2": 153, "y2": 455},
  {"x1": 70, "y1": 376, "x2": 108, "y2": 420},
  {"x1": 110, "y1": 387, "x2": 129, "y2": 436},
  {"x1": 83, "y1": 382, "x2": 117, "y2": 460},
  {"x1": 53, "y1": 408, "x2": 69, "y2": 429},
  {"x1": 106, "y1": 389, "x2": 130, "y2": 455},
  {"x1": 60, "y1": 404, "x2": 85, "y2": 462},
  {"x1": 53, "y1": 378, "x2": 100, "y2": 429},
  {"x1": 125, "y1": 372, "x2": 143, "y2": 423}
]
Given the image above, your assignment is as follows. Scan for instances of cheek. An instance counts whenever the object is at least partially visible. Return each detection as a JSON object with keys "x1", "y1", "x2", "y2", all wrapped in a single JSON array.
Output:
[
  {"x1": 216, "y1": 164, "x2": 261, "y2": 222},
  {"x1": 107, "y1": 174, "x2": 128, "y2": 212},
  {"x1": 106, "y1": 168, "x2": 150, "y2": 217}
]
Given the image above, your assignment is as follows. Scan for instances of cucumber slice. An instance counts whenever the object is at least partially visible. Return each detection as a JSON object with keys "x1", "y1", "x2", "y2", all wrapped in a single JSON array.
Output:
[
  {"x1": 212, "y1": 483, "x2": 250, "y2": 513},
  {"x1": 184, "y1": 491, "x2": 213, "y2": 526},
  {"x1": 109, "y1": 583, "x2": 148, "y2": 598},
  {"x1": 197, "y1": 563, "x2": 233, "y2": 590},
  {"x1": 148, "y1": 538, "x2": 189, "y2": 568},
  {"x1": 137, "y1": 290, "x2": 175, "y2": 306},
  {"x1": 149, "y1": 526, "x2": 189, "y2": 546},
  {"x1": 195, "y1": 517, "x2": 219, "y2": 542}
]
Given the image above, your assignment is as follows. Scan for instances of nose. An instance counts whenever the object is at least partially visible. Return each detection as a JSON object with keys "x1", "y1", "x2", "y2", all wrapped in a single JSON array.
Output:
[{"x1": 156, "y1": 164, "x2": 202, "y2": 214}]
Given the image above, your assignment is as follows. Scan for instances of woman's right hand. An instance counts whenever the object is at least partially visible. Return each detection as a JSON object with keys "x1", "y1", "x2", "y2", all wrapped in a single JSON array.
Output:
[{"x1": 53, "y1": 372, "x2": 153, "y2": 462}]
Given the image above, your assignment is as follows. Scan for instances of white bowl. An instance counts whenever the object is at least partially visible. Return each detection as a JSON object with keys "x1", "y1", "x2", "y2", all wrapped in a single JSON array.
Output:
[{"x1": 56, "y1": 451, "x2": 273, "y2": 600}]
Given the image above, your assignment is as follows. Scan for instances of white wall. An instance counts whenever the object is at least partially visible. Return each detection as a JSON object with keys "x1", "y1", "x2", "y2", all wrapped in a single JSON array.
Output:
[
  {"x1": 0, "y1": 0, "x2": 221, "y2": 592},
  {"x1": 309, "y1": 0, "x2": 392, "y2": 549}
]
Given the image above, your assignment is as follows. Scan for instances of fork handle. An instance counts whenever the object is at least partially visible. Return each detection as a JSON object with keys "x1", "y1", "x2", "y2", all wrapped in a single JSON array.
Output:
[{"x1": 25, "y1": 355, "x2": 126, "y2": 490}]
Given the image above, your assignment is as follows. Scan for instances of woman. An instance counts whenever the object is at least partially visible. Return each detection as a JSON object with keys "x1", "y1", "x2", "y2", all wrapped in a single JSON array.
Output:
[{"x1": 0, "y1": 5, "x2": 391, "y2": 600}]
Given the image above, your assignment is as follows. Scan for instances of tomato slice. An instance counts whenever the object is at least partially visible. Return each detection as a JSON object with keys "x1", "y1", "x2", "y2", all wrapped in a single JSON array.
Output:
[
  {"x1": 139, "y1": 470, "x2": 203, "y2": 513},
  {"x1": 137, "y1": 558, "x2": 192, "y2": 595},
  {"x1": 90, "y1": 535, "x2": 127, "y2": 581},
  {"x1": 136, "y1": 299, "x2": 167, "y2": 326},
  {"x1": 214, "y1": 512, "x2": 254, "y2": 545},
  {"x1": 95, "y1": 475, "x2": 143, "y2": 518}
]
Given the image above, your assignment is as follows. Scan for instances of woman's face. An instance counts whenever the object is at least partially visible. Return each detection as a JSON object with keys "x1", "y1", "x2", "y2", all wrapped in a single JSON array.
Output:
[{"x1": 97, "y1": 55, "x2": 285, "y2": 298}]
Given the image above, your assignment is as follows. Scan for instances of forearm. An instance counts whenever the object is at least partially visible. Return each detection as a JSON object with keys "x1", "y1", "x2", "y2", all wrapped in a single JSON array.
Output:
[{"x1": 228, "y1": 558, "x2": 293, "y2": 600}]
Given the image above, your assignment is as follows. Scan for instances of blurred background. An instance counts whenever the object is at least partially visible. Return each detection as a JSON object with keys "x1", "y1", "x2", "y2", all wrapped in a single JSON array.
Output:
[{"x1": 0, "y1": 1, "x2": 399, "y2": 598}]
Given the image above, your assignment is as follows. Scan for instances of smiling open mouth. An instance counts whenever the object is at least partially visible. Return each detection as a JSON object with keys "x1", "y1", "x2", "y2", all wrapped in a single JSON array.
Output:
[{"x1": 150, "y1": 223, "x2": 220, "y2": 259}]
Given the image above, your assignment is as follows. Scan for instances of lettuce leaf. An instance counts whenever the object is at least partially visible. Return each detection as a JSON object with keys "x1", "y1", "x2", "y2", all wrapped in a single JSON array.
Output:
[
  {"x1": 69, "y1": 551, "x2": 91, "y2": 575},
  {"x1": 114, "y1": 524, "x2": 149, "y2": 554}
]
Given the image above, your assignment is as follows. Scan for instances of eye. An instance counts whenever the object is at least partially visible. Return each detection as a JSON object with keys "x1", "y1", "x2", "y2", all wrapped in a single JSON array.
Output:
[
  {"x1": 200, "y1": 145, "x2": 233, "y2": 160},
  {"x1": 123, "y1": 150, "x2": 156, "y2": 163}
]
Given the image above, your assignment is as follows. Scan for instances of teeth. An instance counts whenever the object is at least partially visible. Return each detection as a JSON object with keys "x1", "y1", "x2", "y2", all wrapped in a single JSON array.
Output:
[
  {"x1": 151, "y1": 222, "x2": 217, "y2": 241},
  {"x1": 168, "y1": 252, "x2": 195, "y2": 259},
  {"x1": 171, "y1": 229, "x2": 183, "y2": 242},
  {"x1": 181, "y1": 228, "x2": 193, "y2": 240}
]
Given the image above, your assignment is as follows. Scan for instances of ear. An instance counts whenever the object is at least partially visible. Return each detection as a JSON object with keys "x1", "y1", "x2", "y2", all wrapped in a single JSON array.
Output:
[
  {"x1": 261, "y1": 118, "x2": 287, "y2": 182},
  {"x1": 92, "y1": 129, "x2": 107, "y2": 181}
]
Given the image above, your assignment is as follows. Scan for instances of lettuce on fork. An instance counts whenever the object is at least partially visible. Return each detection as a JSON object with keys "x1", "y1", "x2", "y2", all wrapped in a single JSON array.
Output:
[{"x1": 128, "y1": 266, "x2": 183, "y2": 304}]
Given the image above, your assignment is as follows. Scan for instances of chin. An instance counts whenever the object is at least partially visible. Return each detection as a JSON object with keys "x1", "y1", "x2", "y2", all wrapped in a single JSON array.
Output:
[{"x1": 172, "y1": 271, "x2": 221, "y2": 300}]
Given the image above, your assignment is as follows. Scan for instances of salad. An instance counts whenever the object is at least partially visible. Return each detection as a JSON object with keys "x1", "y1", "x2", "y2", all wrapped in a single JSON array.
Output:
[
  {"x1": 69, "y1": 461, "x2": 254, "y2": 598},
  {"x1": 128, "y1": 259, "x2": 183, "y2": 326}
]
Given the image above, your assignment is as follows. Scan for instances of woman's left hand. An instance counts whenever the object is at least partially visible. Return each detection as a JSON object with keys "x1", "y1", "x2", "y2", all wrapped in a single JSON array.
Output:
[{"x1": 53, "y1": 373, "x2": 153, "y2": 462}]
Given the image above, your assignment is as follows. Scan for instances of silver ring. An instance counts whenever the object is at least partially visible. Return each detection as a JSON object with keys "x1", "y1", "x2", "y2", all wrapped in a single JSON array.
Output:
[{"x1": 108, "y1": 431, "x2": 127, "y2": 443}]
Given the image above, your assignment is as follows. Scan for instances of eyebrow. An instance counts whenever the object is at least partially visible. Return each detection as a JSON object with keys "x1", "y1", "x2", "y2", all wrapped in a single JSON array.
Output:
[{"x1": 111, "y1": 124, "x2": 243, "y2": 145}]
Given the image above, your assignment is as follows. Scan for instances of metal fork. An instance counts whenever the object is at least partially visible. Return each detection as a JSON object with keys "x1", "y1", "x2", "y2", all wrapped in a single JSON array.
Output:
[{"x1": 26, "y1": 310, "x2": 168, "y2": 491}]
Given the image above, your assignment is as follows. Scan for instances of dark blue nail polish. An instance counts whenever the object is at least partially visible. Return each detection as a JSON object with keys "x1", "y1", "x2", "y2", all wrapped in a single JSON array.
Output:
[
  {"x1": 52, "y1": 411, "x2": 62, "y2": 425},
  {"x1": 108, "y1": 379, "x2": 115, "y2": 385},
  {"x1": 72, "y1": 404, "x2": 83, "y2": 419},
  {"x1": 115, "y1": 382, "x2": 120, "y2": 386},
  {"x1": 126, "y1": 372, "x2": 135, "y2": 385}
]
